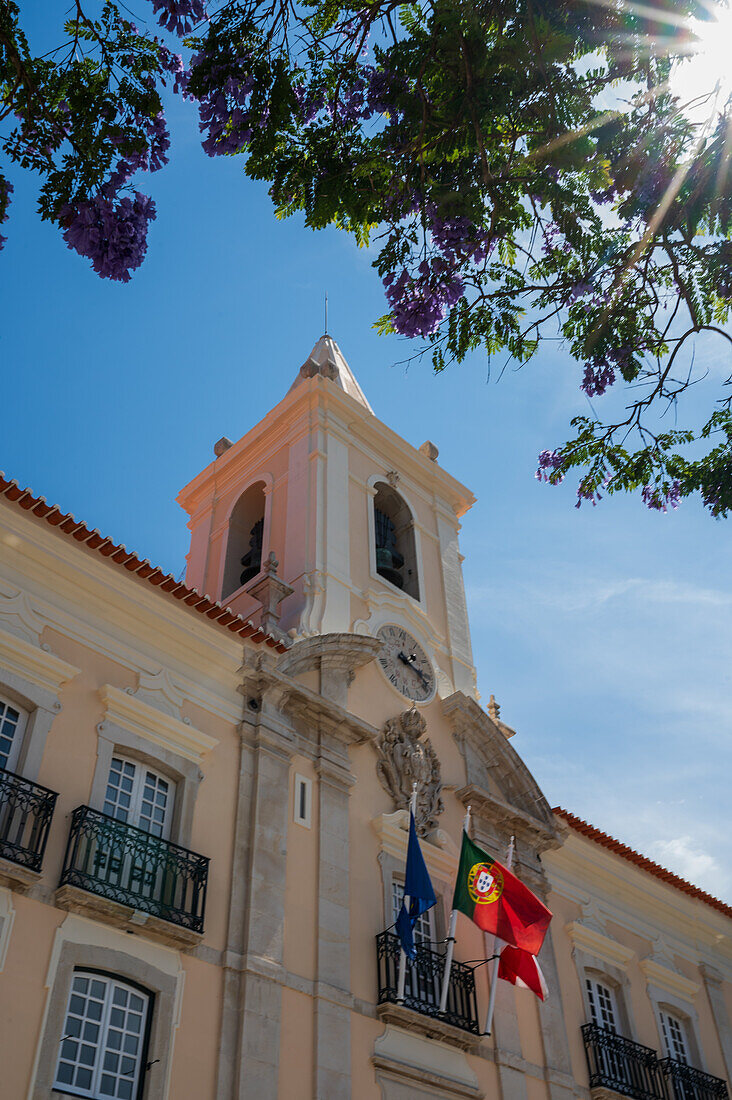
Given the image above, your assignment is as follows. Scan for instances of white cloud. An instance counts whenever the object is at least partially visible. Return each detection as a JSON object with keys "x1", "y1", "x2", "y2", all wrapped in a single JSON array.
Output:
[
  {"x1": 466, "y1": 573, "x2": 732, "y2": 616},
  {"x1": 646, "y1": 836, "x2": 726, "y2": 898}
]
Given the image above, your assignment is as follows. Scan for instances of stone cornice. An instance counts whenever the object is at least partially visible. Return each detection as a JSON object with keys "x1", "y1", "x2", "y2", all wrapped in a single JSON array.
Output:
[
  {"x1": 545, "y1": 834, "x2": 732, "y2": 964},
  {"x1": 0, "y1": 623, "x2": 79, "y2": 702},
  {"x1": 99, "y1": 684, "x2": 218, "y2": 764},
  {"x1": 456, "y1": 785, "x2": 561, "y2": 855},
  {"x1": 0, "y1": 500, "x2": 248, "y2": 723},
  {"x1": 276, "y1": 632, "x2": 382, "y2": 678},
  {"x1": 374, "y1": 1004, "x2": 482, "y2": 1056},
  {"x1": 443, "y1": 691, "x2": 504, "y2": 739},
  {"x1": 178, "y1": 374, "x2": 476, "y2": 520},
  {"x1": 566, "y1": 921, "x2": 636, "y2": 970},
  {"x1": 239, "y1": 649, "x2": 378, "y2": 747},
  {"x1": 371, "y1": 810, "x2": 460, "y2": 883},
  {"x1": 640, "y1": 958, "x2": 700, "y2": 1002},
  {"x1": 282, "y1": 684, "x2": 377, "y2": 745}
]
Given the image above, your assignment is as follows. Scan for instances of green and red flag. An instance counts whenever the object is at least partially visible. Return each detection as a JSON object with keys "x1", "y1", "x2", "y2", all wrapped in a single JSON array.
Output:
[{"x1": 452, "y1": 832, "x2": 552, "y2": 954}]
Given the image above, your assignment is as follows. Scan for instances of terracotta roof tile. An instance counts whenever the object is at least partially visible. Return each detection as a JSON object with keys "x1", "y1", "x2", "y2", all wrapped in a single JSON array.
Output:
[
  {"x1": 0, "y1": 474, "x2": 288, "y2": 654},
  {"x1": 553, "y1": 807, "x2": 732, "y2": 920}
]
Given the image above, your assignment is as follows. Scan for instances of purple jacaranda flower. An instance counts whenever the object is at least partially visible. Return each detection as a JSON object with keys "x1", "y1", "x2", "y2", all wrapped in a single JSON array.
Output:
[
  {"x1": 62, "y1": 192, "x2": 156, "y2": 282},
  {"x1": 581, "y1": 360, "x2": 615, "y2": 397},
  {"x1": 575, "y1": 480, "x2": 602, "y2": 508},
  {"x1": 192, "y1": 57, "x2": 257, "y2": 156},
  {"x1": 641, "y1": 481, "x2": 681, "y2": 512},
  {"x1": 567, "y1": 281, "x2": 594, "y2": 303},
  {"x1": 0, "y1": 177, "x2": 13, "y2": 251},
  {"x1": 151, "y1": 0, "x2": 207, "y2": 36},
  {"x1": 535, "y1": 449, "x2": 564, "y2": 483},
  {"x1": 430, "y1": 214, "x2": 493, "y2": 264},
  {"x1": 384, "y1": 258, "x2": 464, "y2": 337}
]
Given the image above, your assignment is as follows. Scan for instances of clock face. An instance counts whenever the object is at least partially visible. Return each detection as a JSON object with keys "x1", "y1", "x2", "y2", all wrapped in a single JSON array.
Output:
[{"x1": 376, "y1": 624, "x2": 436, "y2": 703}]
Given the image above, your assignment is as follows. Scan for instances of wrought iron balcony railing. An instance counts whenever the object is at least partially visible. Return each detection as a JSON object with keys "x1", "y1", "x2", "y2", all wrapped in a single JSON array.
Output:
[
  {"x1": 376, "y1": 930, "x2": 480, "y2": 1035},
  {"x1": 660, "y1": 1058, "x2": 729, "y2": 1100},
  {"x1": 60, "y1": 806, "x2": 209, "y2": 934},
  {"x1": 0, "y1": 766, "x2": 57, "y2": 873},
  {"x1": 582, "y1": 1023, "x2": 667, "y2": 1100}
]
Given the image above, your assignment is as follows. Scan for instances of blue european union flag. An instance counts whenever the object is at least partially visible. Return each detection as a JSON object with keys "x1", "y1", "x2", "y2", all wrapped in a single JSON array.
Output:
[{"x1": 395, "y1": 810, "x2": 436, "y2": 959}]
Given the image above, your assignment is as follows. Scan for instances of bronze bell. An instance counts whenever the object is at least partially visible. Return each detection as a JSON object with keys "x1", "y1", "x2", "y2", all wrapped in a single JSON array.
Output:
[
  {"x1": 240, "y1": 518, "x2": 264, "y2": 586},
  {"x1": 374, "y1": 508, "x2": 404, "y2": 588}
]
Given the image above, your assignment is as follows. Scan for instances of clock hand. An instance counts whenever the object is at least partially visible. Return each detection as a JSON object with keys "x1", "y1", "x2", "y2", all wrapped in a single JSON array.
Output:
[
  {"x1": 399, "y1": 651, "x2": 429, "y2": 689},
  {"x1": 412, "y1": 666, "x2": 429, "y2": 688}
]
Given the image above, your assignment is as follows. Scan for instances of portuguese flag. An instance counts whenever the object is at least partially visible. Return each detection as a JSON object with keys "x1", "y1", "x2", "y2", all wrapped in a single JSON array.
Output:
[
  {"x1": 498, "y1": 945, "x2": 549, "y2": 1001},
  {"x1": 452, "y1": 832, "x2": 552, "y2": 954}
]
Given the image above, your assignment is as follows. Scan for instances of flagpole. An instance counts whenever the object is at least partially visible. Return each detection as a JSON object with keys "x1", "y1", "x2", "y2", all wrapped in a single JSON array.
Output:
[
  {"x1": 484, "y1": 834, "x2": 515, "y2": 1036},
  {"x1": 397, "y1": 783, "x2": 418, "y2": 1004},
  {"x1": 438, "y1": 804, "x2": 471, "y2": 1015}
]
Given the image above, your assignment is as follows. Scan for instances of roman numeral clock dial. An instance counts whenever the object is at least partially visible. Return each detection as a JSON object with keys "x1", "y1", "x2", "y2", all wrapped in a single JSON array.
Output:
[{"x1": 376, "y1": 624, "x2": 436, "y2": 703}]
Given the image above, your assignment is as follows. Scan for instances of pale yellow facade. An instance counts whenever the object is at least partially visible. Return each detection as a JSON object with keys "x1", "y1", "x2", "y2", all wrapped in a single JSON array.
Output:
[{"x1": 0, "y1": 336, "x2": 729, "y2": 1100}]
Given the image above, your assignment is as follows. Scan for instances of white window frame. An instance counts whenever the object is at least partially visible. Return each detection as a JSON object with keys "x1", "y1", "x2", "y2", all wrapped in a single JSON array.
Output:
[
  {"x1": 0, "y1": 694, "x2": 27, "y2": 774},
  {"x1": 660, "y1": 1010, "x2": 690, "y2": 1063},
  {"x1": 586, "y1": 975, "x2": 619, "y2": 1032},
  {"x1": 54, "y1": 970, "x2": 150, "y2": 1100},
  {"x1": 293, "y1": 774, "x2": 312, "y2": 828},
  {"x1": 391, "y1": 881, "x2": 435, "y2": 946},
  {"x1": 103, "y1": 756, "x2": 175, "y2": 840}
]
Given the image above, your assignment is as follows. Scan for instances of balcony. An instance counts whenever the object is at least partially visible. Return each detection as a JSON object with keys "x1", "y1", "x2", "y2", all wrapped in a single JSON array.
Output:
[
  {"x1": 582, "y1": 1023, "x2": 668, "y2": 1100},
  {"x1": 57, "y1": 805, "x2": 209, "y2": 948},
  {"x1": 660, "y1": 1058, "x2": 729, "y2": 1100},
  {"x1": 0, "y1": 766, "x2": 57, "y2": 887},
  {"x1": 376, "y1": 930, "x2": 480, "y2": 1048}
]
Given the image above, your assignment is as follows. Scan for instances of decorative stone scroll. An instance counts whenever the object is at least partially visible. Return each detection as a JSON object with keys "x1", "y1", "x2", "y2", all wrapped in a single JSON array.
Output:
[{"x1": 375, "y1": 708, "x2": 443, "y2": 835}]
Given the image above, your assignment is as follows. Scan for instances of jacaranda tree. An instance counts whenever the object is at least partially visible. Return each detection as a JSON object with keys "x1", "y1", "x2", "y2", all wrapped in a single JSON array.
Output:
[{"x1": 3, "y1": 0, "x2": 732, "y2": 513}]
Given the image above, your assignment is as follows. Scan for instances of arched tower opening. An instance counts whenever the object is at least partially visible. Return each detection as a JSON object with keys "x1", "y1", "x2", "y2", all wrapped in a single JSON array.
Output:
[
  {"x1": 373, "y1": 481, "x2": 420, "y2": 600},
  {"x1": 222, "y1": 481, "x2": 266, "y2": 598}
]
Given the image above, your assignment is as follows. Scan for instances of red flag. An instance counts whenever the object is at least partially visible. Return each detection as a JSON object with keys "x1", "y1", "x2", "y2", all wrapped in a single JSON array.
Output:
[
  {"x1": 452, "y1": 832, "x2": 552, "y2": 954},
  {"x1": 498, "y1": 945, "x2": 548, "y2": 1001}
]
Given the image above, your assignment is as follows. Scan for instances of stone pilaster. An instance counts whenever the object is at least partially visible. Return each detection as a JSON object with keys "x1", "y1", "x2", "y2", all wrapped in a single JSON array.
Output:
[
  {"x1": 537, "y1": 929, "x2": 577, "y2": 1100},
  {"x1": 700, "y1": 964, "x2": 732, "y2": 1082},
  {"x1": 216, "y1": 696, "x2": 295, "y2": 1100},
  {"x1": 313, "y1": 737, "x2": 355, "y2": 1099}
]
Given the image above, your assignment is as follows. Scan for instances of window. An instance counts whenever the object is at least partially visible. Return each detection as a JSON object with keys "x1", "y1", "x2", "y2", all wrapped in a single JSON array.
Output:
[
  {"x1": 372, "y1": 482, "x2": 419, "y2": 600},
  {"x1": 103, "y1": 758, "x2": 174, "y2": 839},
  {"x1": 0, "y1": 696, "x2": 25, "y2": 773},
  {"x1": 586, "y1": 976, "x2": 619, "y2": 1031},
  {"x1": 293, "y1": 774, "x2": 312, "y2": 828},
  {"x1": 222, "y1": 481, "x2": 266, "y2": 598},
  {"x1": 54, "y1": 971, "x2": 150, "y2": 1100},
  {"x1": 391, "y1": 881, "x2": 435, "y2": 945},
  {"x1": 660, "y1": 1011, "x2": 690, "y2": 1063}
]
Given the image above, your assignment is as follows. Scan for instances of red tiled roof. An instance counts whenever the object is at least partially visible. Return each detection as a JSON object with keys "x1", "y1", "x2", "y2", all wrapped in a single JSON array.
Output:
[
  {"x1": 0, "y1": 475, "x2": 288, "y2": 653},
  {"x1": 553, "y1": 807, "x2": 732, "y2": 920}
]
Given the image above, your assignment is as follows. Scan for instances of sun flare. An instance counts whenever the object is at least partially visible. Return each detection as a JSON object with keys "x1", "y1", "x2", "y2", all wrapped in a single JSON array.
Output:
[{"x1": 670, "y1": 3, "x2": 732, "y2": 117}]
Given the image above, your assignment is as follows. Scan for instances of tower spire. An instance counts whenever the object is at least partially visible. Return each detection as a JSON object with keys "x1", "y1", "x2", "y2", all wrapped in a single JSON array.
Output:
[
  {"x1": 324, "y1": 291, "x2": 328, "y2": 335},
  {"x1": 288, "y1": 333, "x2": 373, "y2": 413}
]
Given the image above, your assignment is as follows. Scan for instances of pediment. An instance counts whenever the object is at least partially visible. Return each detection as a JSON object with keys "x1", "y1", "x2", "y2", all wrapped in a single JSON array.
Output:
[{"x1": 443, "y1": 691, "x2": 559, "y2": 853}]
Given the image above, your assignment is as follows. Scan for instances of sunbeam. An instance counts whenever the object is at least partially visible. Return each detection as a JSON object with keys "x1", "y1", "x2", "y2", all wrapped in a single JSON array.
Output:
[{"x1": 670, "y1": 3, "x2": 732, "y2": 117}]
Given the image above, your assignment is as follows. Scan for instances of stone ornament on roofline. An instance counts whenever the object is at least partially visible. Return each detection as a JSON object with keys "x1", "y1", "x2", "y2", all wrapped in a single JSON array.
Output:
[{"x1": 375, "y1": 708, "x2": 443, "y2": 835}]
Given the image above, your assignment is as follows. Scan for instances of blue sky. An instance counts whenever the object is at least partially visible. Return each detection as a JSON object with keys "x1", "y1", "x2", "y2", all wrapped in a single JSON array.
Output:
[{"x1": 2, "y1": 13, "x2": 731, "y2": 903}]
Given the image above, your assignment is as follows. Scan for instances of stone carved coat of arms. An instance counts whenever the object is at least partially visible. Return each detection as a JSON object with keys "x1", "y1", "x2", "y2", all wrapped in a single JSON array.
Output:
[{"x1": 375, "y1": 708, "x2": 443, "y2": 835}]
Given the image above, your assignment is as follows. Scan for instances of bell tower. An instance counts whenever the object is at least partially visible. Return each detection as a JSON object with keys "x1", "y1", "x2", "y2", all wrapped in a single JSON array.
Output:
[{"x1": 177, "y1": 334, "x2": 479, "y2": 698}]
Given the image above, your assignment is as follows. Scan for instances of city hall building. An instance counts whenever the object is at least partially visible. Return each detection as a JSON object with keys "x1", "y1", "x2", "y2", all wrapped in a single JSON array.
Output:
[{"x1": 0, "y1": 336, "x2": 729, "y2": 1100}]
